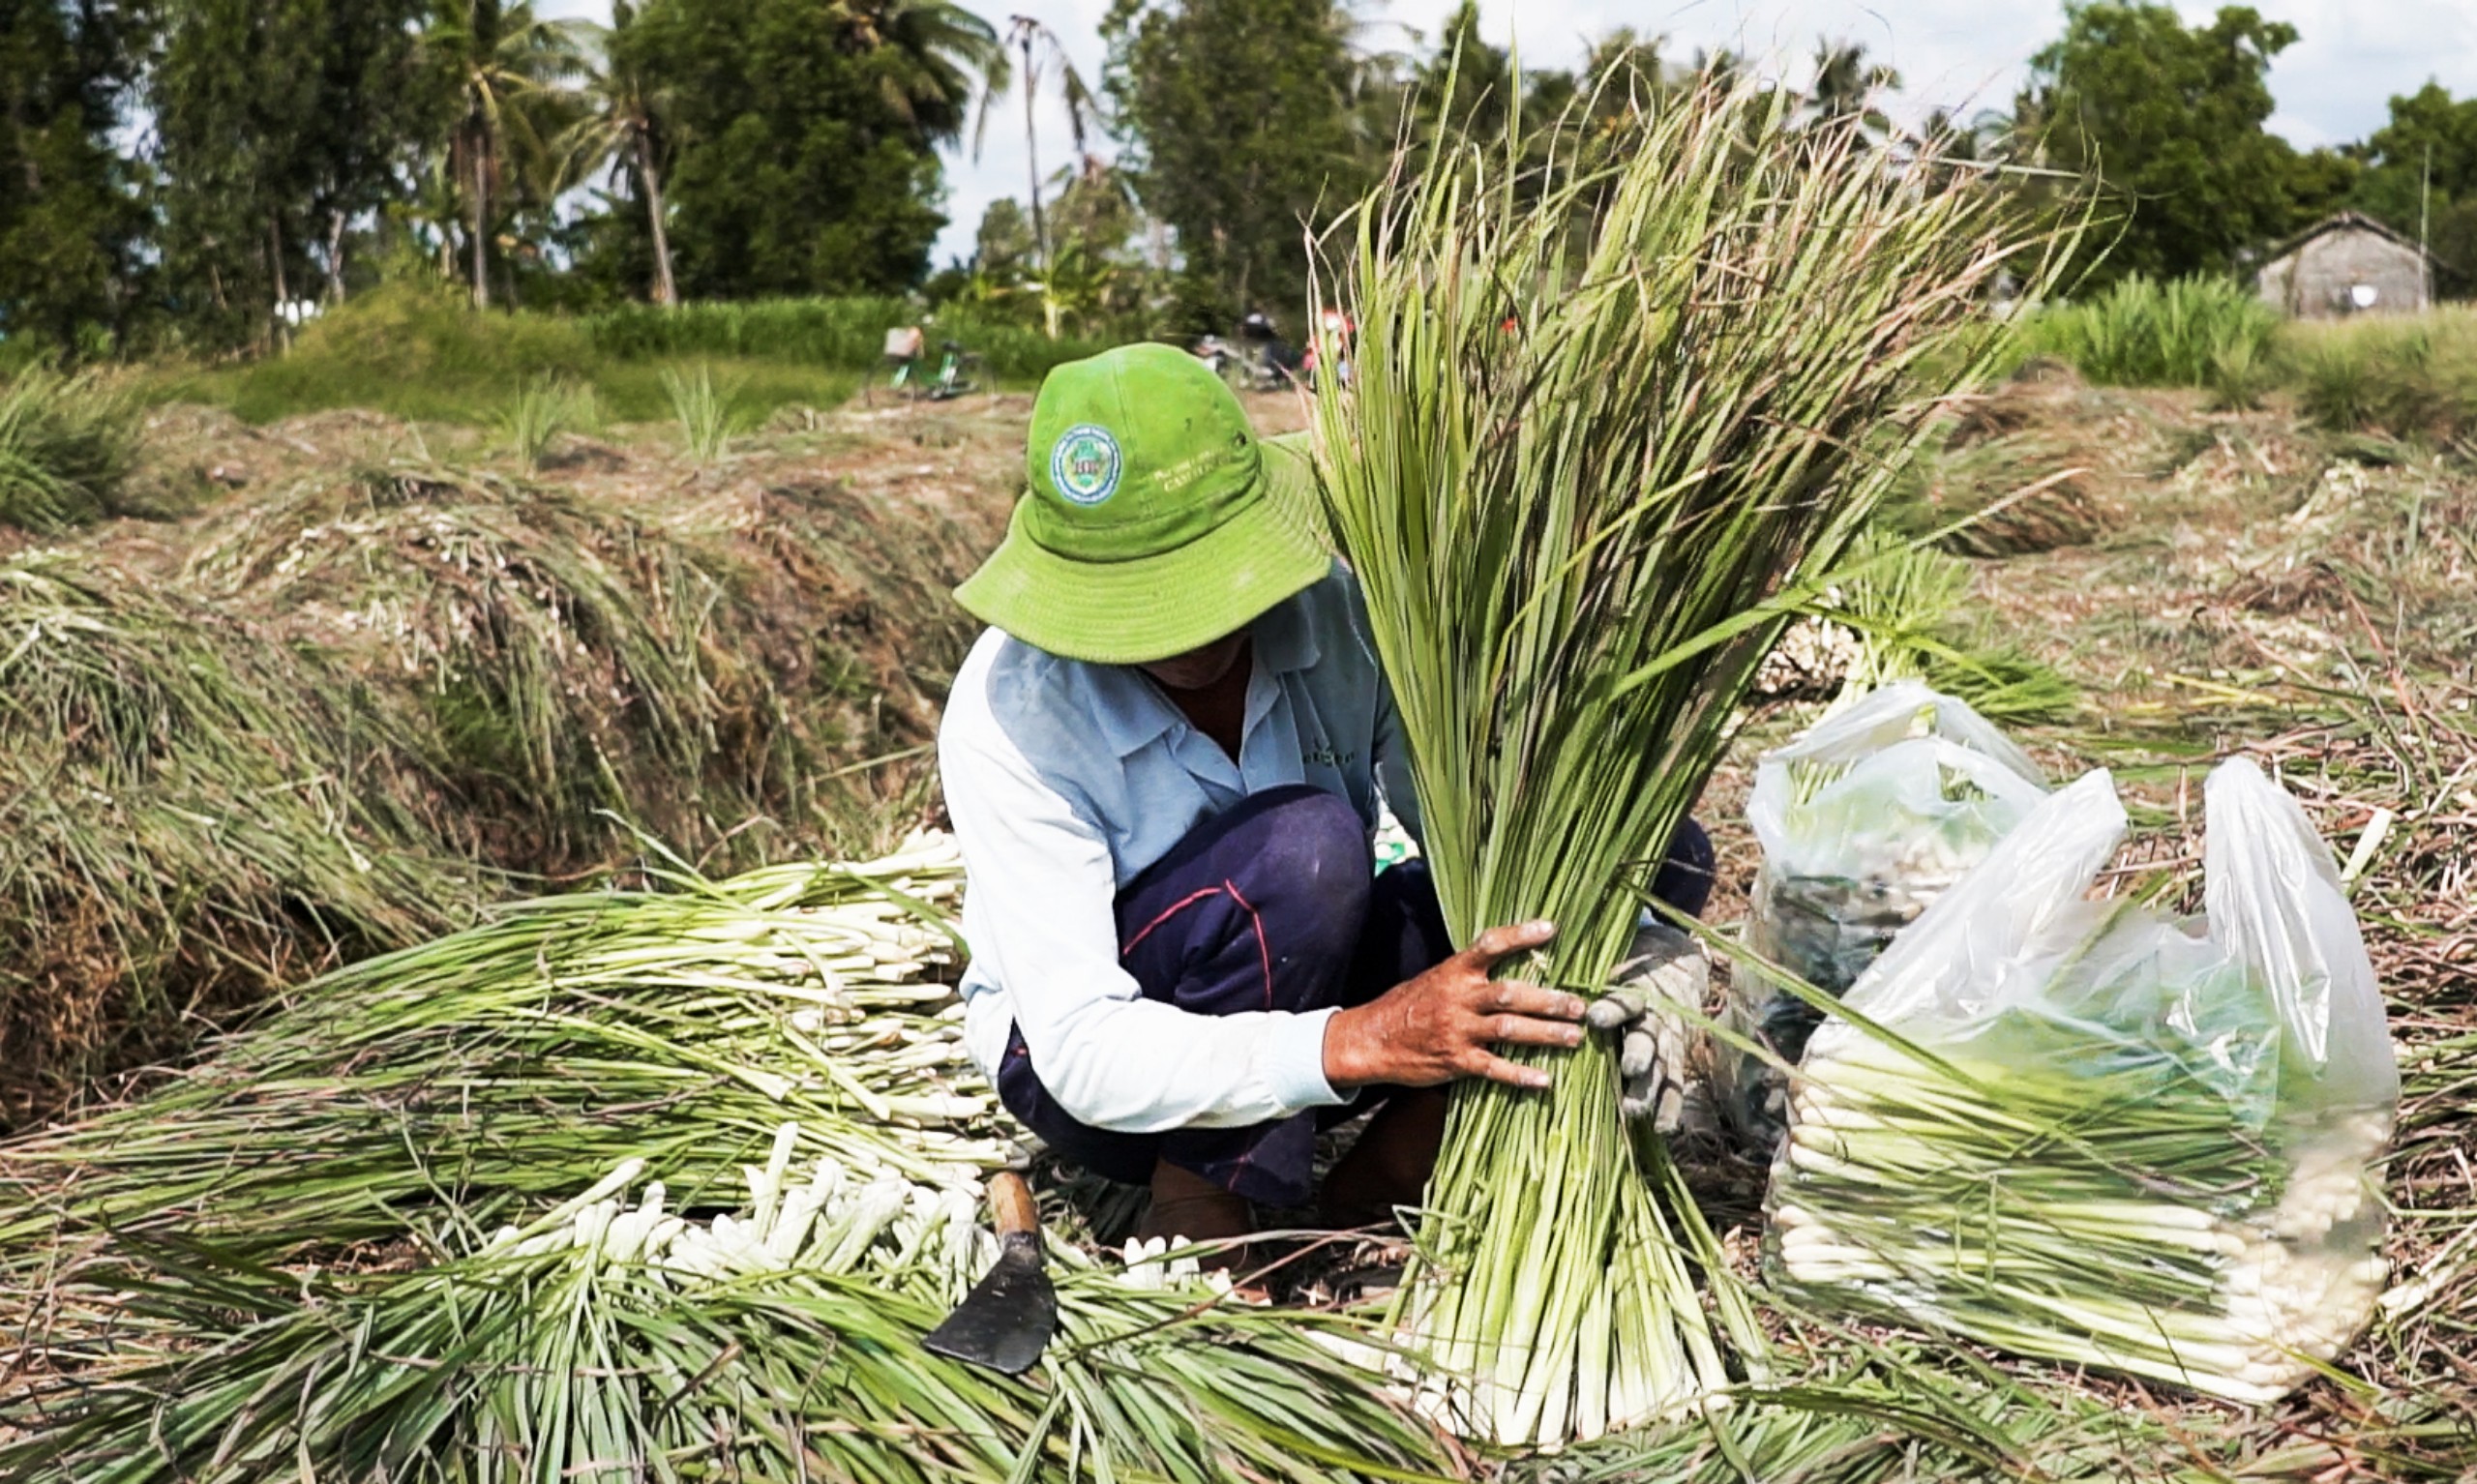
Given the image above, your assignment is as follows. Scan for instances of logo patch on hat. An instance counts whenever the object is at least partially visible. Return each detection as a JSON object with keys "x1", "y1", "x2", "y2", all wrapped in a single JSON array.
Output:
[{"x1": 1049, "y1": 424, "x2": 1123, "y2": 507}]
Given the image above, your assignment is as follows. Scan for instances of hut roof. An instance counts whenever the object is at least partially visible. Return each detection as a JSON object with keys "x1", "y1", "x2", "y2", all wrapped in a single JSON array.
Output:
[{"x1": 2261, "y1": 211, "x2": 2436, "y2": 267}]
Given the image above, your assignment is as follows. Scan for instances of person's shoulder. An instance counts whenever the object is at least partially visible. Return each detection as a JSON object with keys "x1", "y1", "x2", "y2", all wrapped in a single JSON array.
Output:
[
  {"x1": 942, "y1": 629, "x2": 1108, "y2": 768},
  {"x1": 948, "y1": 629, "x2": 1066, "y2": 731},
  {"x1": 1286, "y1": 562, "x2": 1385, "y2": 666},
  {"x1": 1289, "y1": 561, "x2": 1366, "y2": 626}
]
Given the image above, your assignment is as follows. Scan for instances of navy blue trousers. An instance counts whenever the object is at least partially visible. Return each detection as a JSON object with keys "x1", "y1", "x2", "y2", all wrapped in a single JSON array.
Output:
[{"x1": 997, "y1": 785, "x2": 1715, "y2": 1207}]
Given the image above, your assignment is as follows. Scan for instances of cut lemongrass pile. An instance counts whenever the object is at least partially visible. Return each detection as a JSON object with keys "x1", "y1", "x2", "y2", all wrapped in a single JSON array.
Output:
[
  {"x1": 1, "y1": 846, "x2": 1453, "y2": 1482},
  {"x1": 0, "y1": 830, "x2": 1005, "y2": 1265},
  {"x1": 1769, "y1": 765, "x2": 2398, "y2": 1405},
  {"x1": 2, "y1": 1124, "x2": 1445, "y2": 1484}
]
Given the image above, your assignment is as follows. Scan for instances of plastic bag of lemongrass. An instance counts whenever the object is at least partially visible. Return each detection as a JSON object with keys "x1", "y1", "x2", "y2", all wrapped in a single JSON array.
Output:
[
  {"x1": 1721, "y1": 682, "x2": 2046, "y2": 1148},
  {"x1": 1768, "y1": 762, "x2": 2400, "y2": 1404}
]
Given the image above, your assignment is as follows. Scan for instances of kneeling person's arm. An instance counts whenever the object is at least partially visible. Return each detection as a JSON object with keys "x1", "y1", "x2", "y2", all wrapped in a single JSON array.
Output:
[{"x1": 945, "y1": 730, "x2": 1342, "y2": 1134}]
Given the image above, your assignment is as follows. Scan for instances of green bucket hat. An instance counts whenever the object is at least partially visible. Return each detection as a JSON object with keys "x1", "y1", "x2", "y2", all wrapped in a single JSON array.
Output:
[{"x1": 953, "y1": 342, "x2": 1330, "y2": 666}]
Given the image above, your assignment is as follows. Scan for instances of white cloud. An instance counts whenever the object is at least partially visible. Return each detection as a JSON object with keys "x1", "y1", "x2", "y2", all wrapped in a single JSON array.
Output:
[{"x1": 538, "y1": 0, "x2": 2477, "y2": 263}]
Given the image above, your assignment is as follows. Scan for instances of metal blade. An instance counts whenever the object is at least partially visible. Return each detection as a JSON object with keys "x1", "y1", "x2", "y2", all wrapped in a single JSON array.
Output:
[{"x1": 920, "y1": 1244, "x2": 1058, "y2": 1376}]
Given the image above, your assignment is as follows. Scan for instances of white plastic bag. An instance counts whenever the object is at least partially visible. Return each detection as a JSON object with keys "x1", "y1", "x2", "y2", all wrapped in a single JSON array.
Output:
[
  {"x1": 1769, "y1": 760, "x2": 2399, "y2": 1403},
  {"x1": 1720, "y1": 682, "x2": 2047, "y2": 1145}
]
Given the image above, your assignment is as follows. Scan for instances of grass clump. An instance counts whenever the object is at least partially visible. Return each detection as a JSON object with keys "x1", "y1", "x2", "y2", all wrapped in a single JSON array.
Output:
[
  {"x1": 2284, "y1": 306, "x2": 2477, "y2": 443},
  {"x1": 661, "y1": 363, "x2": 745, "y2": 463},
  {"x1": 2019, "y1": 274, "x2": 2278, "y2": 389},
  {"x1": 0, "y1": 553, "x2": 477, "y2": 1122},
  {"x1": 0, "y1": 371, "x2": 141, "y2": 531},
  {"x1": 492, "y1": 375, "x2": 599, "y2": 472},
  {"x1": 1832, "y1": 536, "x2": 2078, "y2": 724}
]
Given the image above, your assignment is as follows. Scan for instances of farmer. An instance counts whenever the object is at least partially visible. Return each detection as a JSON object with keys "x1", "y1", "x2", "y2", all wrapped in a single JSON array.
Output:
[{"x1": 940, "y1": 343, "x2": 1712, "y2": 1245}]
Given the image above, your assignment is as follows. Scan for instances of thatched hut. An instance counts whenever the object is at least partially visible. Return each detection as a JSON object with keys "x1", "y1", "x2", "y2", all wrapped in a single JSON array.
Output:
[{"x1": 2255, "y1": 212, "x2": 2433, "y2": 318}]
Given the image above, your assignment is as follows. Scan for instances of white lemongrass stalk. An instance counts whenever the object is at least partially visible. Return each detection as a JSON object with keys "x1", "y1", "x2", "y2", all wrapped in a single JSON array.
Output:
[{"x1": 1773, "y1": 1009, "x2": 2393, "y2": 1404}]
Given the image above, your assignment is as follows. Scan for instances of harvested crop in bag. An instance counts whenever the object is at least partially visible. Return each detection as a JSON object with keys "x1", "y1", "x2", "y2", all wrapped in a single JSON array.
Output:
[
  {"x1": 1769, "y1": 761, "x2": 2400, "y2": 1403},
  {"x1": 1720, "y1": 681, "x2": 2046, "y2": 1147}
]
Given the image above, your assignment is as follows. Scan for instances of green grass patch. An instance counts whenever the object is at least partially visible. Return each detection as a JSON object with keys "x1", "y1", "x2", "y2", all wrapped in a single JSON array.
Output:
[
  {"x1": 144, "y1": 282, "x2": 860, "y2": 427},
  {"x1": 142, "y1": 281, "x2": 1128, "y2": 428},
  {"x1": 2282, "y1": 305, "x2": 2477, "y2": 443},
  {"x1": 2016, "y1": 274, "x2": 2280, "y2": 391},
  {"x1": 585, "y1": 297, "x2": 1117, "y2": 382}
]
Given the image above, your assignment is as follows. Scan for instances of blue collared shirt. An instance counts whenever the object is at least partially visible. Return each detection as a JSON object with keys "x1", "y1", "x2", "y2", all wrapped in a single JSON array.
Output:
[{"x1": 940, "y1": 566, "x2": 1423, "y2": 1133}]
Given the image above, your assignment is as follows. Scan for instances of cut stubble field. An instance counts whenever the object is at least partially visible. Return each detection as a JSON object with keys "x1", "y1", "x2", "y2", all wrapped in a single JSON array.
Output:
[{"x1": 0, "y1": 370, "x2": 2469, "y2": 1477}]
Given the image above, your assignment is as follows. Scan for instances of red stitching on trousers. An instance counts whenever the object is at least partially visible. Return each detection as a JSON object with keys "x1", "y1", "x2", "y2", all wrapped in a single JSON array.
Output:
[
  {"x1": 1224, "y1": 879, "x2": 1274, "y2": 1010},
  {"x1": 1121, "y1": 886, "x2": 1227, "y2": 958}
]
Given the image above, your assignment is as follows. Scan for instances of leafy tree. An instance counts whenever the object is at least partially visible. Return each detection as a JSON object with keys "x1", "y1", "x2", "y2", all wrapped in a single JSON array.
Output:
[
  {"x1": 2017, "y1": 3, "x2": 2331, "y2": 285},
  {"x1": 0, "y1": 0, "x2": 150, "y2": 354},
  {"x1": 2348, "y1": 81, "x2": 2477, "y2": 289},
  {"x1": 1410, "y1": 2, "x2": 1516, "y2": 145},
  {"x1": 1102, "y1": 0, "x2": 1364, "y2": 328},
  {"x1": 153, "y1": 0, "x2": 436, "y2": 347},
  {"x1": 419, "y1": 0, "x2": 588, "y2": 309},
  {"x1": 562, "y1": 1, "x2": 678, "y2": 306},
  {"x1": 626, "y1": 0, "x2": 1000, "y2": 298},
  {"x1": 974, "y1": 195, "x2": 1035, "y2": 275}
]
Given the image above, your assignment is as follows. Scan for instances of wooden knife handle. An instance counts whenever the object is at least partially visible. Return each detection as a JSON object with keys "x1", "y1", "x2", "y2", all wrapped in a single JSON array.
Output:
[{"x1": 988, "y1": 1169, "x2": 1038, "y2": 1240}]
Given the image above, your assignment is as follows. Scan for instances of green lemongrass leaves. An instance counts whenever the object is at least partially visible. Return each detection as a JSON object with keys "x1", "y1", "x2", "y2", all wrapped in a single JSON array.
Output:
[
  {"x1": 0, "y1": 834, "x2": 1000, "y2": 1278},
  {"x1": 1, "y1": 836, "x2": 1458, "y2": 1483},
  {"x1": 1311, "y1": 81, "x2": 2074, "y2": 1445}
]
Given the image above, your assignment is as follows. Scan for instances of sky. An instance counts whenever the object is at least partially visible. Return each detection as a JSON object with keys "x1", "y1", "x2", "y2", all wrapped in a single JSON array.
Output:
[{"x1": 538, "y1": 0, "x2": 2477, "y2": 267}]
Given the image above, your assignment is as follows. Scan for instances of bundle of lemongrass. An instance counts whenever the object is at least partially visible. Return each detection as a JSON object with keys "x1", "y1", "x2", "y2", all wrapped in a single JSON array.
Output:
[
  {"x1": 0, "y1": 830, "x2": 1007, "y2": 1276},
  {"x1": 1720, "y1": 681, "x2": 2045, "y2": 1147},
  {"x1": 1770, "y1": 764, "x2": 2399, "y2": 1403},
  {"x1": 0, "y1": 838, "x2": 1452, "y2": 1482},
  {"x1": 1310, "y1": 81, "x2": 2071, "y2": 1445}
]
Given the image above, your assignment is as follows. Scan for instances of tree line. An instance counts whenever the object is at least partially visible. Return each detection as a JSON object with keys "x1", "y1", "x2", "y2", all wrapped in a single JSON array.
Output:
[
  {"x1": 2, "y1": 0, "x2": 2473, "y2": 361},
  {"x1": 2, "y1": 0, "x2": 1004, "y2": 357}
]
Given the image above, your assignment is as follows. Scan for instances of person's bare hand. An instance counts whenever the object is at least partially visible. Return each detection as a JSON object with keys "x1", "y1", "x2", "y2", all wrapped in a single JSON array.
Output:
[{"x1": 1321, "y1": 920, "x2": 1587, "y2": 1092}]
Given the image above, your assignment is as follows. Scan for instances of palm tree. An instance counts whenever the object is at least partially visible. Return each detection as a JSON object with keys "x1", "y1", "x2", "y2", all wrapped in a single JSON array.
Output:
[
  {"x1": 1806, "y1": 39, "x2": 1900, "y2": 137},
  {"x1": 974, "y1": 15, "x2": 1102, "y2": 282},
  {"x1": 422, "y1": 0, "x2": 588, "y2": 308},
  {"x1": 843, "y1": 0, "x2": 1004, "y2": 152},
  {"x1": 562, "y1": 1, "x2": 677, "y2": 307}
]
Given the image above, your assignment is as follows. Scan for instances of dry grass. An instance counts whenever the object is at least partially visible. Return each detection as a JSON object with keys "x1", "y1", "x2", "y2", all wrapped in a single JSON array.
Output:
[{"x1": 0, "y1": 394, "x2": 1022, "y2": 1126}]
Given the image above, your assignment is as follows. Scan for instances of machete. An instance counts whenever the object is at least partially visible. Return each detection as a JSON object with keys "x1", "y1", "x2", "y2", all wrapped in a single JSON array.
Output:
[{"x1": 921, "y1": 1169, "x2": 1056, "y2": 1376}]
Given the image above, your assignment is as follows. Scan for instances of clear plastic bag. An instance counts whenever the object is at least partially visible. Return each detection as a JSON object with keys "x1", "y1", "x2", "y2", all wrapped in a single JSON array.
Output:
[
  {"x1": 1719, "y1": 682, "x2": 2047, "y2": 1146},
  {"x1": 1768, "y1": 760, "x2": 2399, "y2": 1403}
]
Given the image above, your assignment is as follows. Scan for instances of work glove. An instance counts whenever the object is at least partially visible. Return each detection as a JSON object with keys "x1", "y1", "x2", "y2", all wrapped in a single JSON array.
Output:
[{"x1": 1583, "y1": 919, "x2": 1708, "y2": 1133}]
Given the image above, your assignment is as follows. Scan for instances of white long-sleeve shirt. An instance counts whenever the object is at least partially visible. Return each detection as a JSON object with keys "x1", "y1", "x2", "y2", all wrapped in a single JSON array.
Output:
[{"x1": 939, "y1": 565, "x2": 1423, "y2": 1134}]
